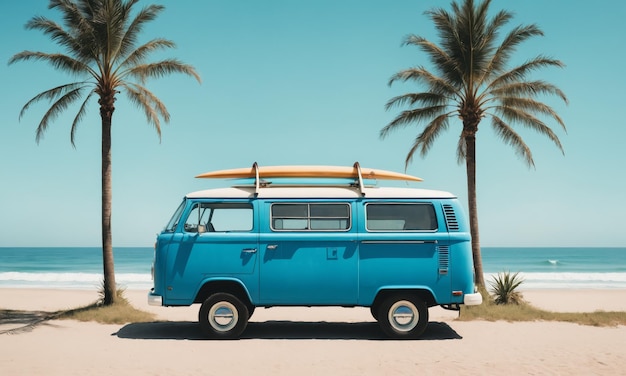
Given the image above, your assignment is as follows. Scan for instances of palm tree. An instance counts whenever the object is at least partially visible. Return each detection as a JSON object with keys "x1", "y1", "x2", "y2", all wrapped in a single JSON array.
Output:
[
  {"x1": 9, "y1": 0, "x2": 201, "y2": 305},
  {"x1": 381, "y1": 0, "x2": 567, "y2": 288}
]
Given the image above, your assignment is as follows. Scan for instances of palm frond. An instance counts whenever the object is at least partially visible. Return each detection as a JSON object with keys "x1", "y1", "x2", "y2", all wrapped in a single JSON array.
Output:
[
  {"x1": 9, "y1": 51, "x2": 94, "y2": 77},
  {"x1": 385, "y1": 92, "x2": 449, "y2": 111},
  {"x1": 404, "y1": 141, "x2": 422, "y2": 170},
  {"x1": 485, "y1": 24, "x2": 543, "y2": 77},
  {"x1": 91, "y1": 1, "x2": 125, "y2": 65},
  {"x1": 388, "y1": 67, "x2": 457, "y2": 95},
  {"x1": 499, "y1": 97, "x2": 566, "y2": 130},
  {"x1": 49, "y1": 0, "x2": 97, "y2": 61},
  {"x1": 50, "y1": 0, "x2": 84, "y2": 29},
  {"x1": 117, "y1": 38, "x2": 176, "y2": 69},
  {"x1": 35, "y1": 86, "x2": 88, "y2": 143},
  {"x1": 489, "y1": 81, "x2": 568, "y2": 104},
  {"x1": 440, "y1": 0, "x2": 497, "y2": 84},
  {"x1": 380, "y1": 106, "x2": 450, "y2": 138},
  {"x1": 127, "y1": 59, "x2": 201, "y2": 84},
  {"x1": 413, "y1": 114, "x2": 451, "y2": 157},
  {"x1": 117, "y1": 3, "x2": 163, "y2": 59},
  {"x1": 70, "y1": 90, "x2": 96, "y2": 147},
  {"x1": 404, "y1": 35, "x2": 464, "y2": 85},
  {"x1": 426, "y1": 6, "x2": 464, "y2": 72},
  {"x1": 455, "y1": 135, "x2": 466, "y2": 164},
  {"x1": 489, "y1": 56, "x2": 565, "y2": 89},
  {"x1": 24, "y1": 16, "x2": 82, "y2": 54},
  {"x1": 403, "y1": 113, "x2": 451, "y2": 167},
  {"x1": 490, "y1": 114, "x2": 534, "y2": 167},
  {"x1": 495, "y1": 106, "x2": 565, "y2": 153},
  {"x1": 18, "y1": 82, "x2": 91, "y2": 120},
  {"x1": 122, "y1": 82, "x2": 171, "y2": 137},
  {"x1": 482, "y1": 9, "x2": 513, "y2": 47}
]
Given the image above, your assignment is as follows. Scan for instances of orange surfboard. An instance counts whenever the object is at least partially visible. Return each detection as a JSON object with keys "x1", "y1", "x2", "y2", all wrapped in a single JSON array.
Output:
[{"x1": 196, "y1": 163, "x2": 422, "y2": 182}]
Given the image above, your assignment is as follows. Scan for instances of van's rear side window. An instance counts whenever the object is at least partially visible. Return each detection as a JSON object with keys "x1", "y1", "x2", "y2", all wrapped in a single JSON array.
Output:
[
  {"x1": 366, "y1": 203, "x2": 437, "y2": 231},
  {"x1": 271, "y1": 203, "x2": 351, "y2": 231}
]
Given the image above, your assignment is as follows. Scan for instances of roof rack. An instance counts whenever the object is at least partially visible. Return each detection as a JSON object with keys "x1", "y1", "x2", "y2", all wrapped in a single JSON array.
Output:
[
  {"x1": 249, "y1": 161, "x2": 367, "y2": 196},
  {"x1": 353, "y1": 162, "x2": 366, "y2": 197}
]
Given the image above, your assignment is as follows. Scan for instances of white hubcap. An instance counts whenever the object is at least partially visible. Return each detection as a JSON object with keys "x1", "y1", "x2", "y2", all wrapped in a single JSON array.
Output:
[
  {"x1": 208, "y1": 301, "x2": 238, "y2": 332},
  {"x1": 388, "y1": 300, "x2": 419, "y2": 332}
]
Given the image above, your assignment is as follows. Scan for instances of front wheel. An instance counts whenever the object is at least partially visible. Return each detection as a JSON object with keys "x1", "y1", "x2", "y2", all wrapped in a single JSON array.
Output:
[
  {"x1": 199, "y1": 293, "x2": 249, "y2": 339},
  {"x1": 377, "y1": 294, "x2": 428, "y2": 339},
  {"x1": 370, "y1": 305, "x2": 378, "y2": 321}
]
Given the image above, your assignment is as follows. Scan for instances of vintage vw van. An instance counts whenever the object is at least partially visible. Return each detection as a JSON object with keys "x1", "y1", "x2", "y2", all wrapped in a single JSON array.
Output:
[{"x1": 148, "y1": 163, "x2": 481, "y2": 339}]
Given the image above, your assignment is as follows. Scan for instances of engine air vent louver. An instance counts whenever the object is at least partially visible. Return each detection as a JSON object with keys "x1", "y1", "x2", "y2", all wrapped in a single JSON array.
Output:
[
  {"x1": 443, "y1": 204, "x2": 459, "y2": 231},
  {"x1": 438, "y1": 245, "x2": 450, "y2": 275}
]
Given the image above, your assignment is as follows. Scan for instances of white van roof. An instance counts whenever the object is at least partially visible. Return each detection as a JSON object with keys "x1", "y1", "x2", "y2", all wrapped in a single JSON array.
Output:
[{"x1": 186, "y1": 186, "x2": 456, "y2": 199}]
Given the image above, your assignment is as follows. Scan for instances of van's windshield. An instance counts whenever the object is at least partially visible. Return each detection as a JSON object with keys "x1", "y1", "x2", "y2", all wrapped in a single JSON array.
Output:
[{"x1": 164, "y1": 200, "x2": 185, "y2": 232}]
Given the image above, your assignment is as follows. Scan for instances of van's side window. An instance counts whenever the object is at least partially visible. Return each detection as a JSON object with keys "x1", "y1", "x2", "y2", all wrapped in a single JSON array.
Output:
[
  {"x1": 271, "y1": 203, "x2": 350, "y2": 231},
  {"x1": 184, "y1": 202, "x2": 253, "y2": 233},
  {"x1": 366, "y1": 203, "x2": 437, "y2": 231}
]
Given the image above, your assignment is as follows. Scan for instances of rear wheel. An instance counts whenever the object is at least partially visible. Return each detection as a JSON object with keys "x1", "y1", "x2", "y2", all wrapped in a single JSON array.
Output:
[
  {"x1": 199, "y1": 293, "x2": 249, "y2": 339},
  {"x1": 377, "y1": 294, "x2": 428, "y2": 339}
]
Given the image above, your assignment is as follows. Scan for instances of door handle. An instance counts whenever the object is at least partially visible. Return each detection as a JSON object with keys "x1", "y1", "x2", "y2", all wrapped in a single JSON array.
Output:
[
  {"x1": 267, "y1": 244, "x2": 278, "y2": 250},
  {"x1": 242, "y1": 248, "x2": 257, "y2": 254}
]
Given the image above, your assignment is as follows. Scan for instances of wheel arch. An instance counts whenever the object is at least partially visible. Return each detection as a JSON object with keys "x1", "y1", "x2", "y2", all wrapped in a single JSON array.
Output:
[
  {"x1": 371, "y1": 288, "x2": 436, "y2": 310},
  {"x1": 194, "y1": 278, "x2": 254, "y2": 310}
]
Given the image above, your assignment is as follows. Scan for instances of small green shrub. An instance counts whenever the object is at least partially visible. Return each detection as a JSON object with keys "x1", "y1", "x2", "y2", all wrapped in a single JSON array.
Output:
[{"x1": 489, "y1": 271, "x2": 524, "y2": 305}]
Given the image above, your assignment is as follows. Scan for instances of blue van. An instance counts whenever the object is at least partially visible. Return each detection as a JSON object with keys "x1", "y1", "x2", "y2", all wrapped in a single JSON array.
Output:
[{"x1": 148, "y1": 163, "x2": 482, "y2": 338}]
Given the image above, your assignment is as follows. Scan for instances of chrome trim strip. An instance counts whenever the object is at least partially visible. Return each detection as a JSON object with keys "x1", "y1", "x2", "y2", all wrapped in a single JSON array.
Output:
[{"x1": 360, "y1": 240, "x2": 437, "y2": 244}]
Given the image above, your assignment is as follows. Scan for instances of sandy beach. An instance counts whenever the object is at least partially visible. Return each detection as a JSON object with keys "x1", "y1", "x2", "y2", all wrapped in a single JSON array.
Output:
[{"x1": 1, "y1": 288, "x2": 625, "y2": 375}]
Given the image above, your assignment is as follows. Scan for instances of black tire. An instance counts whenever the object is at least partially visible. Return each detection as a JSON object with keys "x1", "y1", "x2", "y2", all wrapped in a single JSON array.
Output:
[
  {"x1": 198, "y1": 293, "x2": 249, "y2": 339},
  {"x1": 370, "y1": 305, "x2": 378, "y2": 321},
  {"x1": 377, "y1": 294, "x2": 428, "y2": 339}
]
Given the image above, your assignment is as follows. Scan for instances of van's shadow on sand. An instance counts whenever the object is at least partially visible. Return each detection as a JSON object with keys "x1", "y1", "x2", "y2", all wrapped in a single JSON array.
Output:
[{"x1": 115, "y1": 320, "x2": 462, "y2": 341}]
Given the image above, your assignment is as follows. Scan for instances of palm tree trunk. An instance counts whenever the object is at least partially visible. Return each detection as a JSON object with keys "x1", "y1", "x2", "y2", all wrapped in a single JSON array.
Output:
[
  {"x1": 465, "y1": 133, "x2": 485, "y2": 289},
  {"x1": 101, "y1": 112, "x2": 116, "y2": 305}
]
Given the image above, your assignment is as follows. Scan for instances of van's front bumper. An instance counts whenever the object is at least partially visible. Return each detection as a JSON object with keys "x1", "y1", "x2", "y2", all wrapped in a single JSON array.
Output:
[
  {"x1": 148, "y1": 290, "x2": 163, "y2": 306},
  {"x1": 464, "y1": 292, "x2": 483, "y2": 305}
]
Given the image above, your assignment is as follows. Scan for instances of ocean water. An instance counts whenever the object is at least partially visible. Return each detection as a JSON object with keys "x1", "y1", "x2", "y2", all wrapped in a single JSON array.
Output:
[
  {"x1": 0, "y1": 247, "x2": 153, "y2": 291},
  {"x1": 481, "y1": 247, "x2": 626, "y2": 290},
  {"x1": 0, "y1": 247, "x2": 625, "y2": 290}
]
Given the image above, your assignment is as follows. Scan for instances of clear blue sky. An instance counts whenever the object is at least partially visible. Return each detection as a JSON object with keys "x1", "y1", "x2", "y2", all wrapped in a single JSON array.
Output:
[{"x1": 1, "y1": 0, "x2": 624, "y2": 247}]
